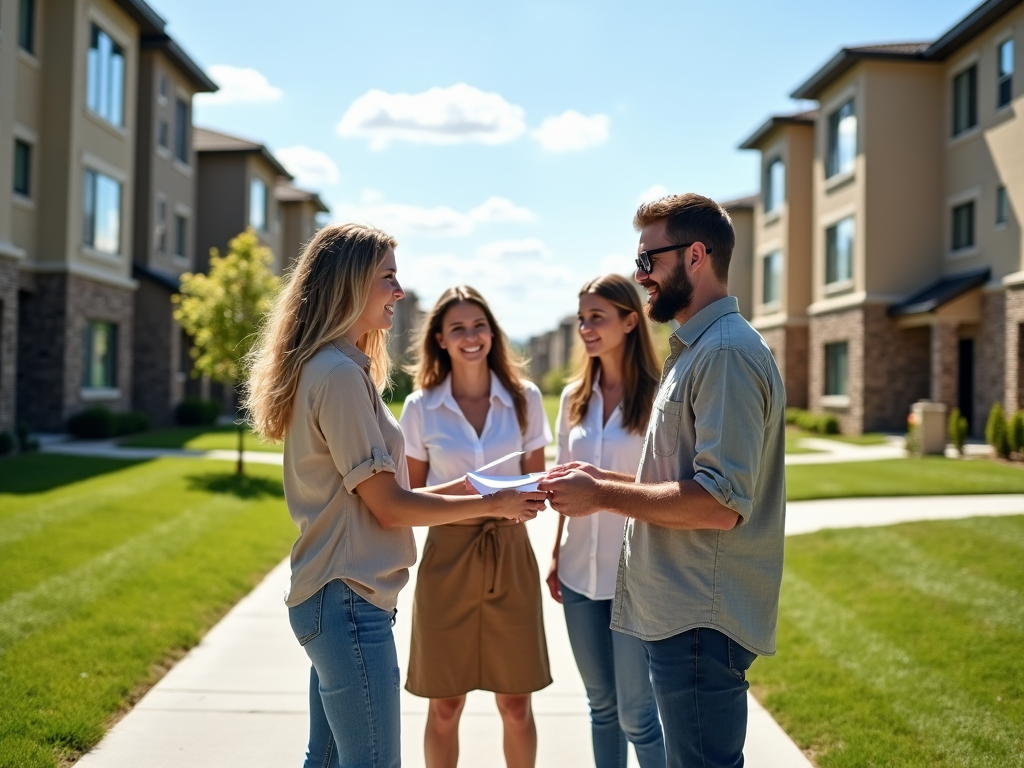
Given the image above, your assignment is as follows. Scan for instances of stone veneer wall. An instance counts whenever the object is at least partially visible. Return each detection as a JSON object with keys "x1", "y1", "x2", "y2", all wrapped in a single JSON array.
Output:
[
  {"x1": 809, "y1": 307, "x2": 865, "y2": 434},
  {"x1": 17, "y1": 273, "x2": 134, "y2": 431},
  {"x1": 975, "y1": 289, "x2": 1006, "y2": 436},
  {"x1": 760, "y1": 324, "x2": 809, "y2": 409},
  {"x1": 132, "y1": 279, "x2": 182, "y2": 426},
  {"x1": 1004, "y1": 286, "x2": 1024, "y2": 416},
  {"x1": 0, "y1": 258, "x2": 18, "y2": 432}
]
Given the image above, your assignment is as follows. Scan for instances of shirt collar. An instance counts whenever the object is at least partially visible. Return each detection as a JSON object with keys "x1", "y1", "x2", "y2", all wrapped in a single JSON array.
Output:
[
  {"x1": 672, "y1": 296, "x2": 740, "y2": 350},
  {"x1": 423, "y1": 371, "x2": 514, "y2": 411},
  {"x1": 331, "y1": 336, "x2": 371, "y2": 371}
]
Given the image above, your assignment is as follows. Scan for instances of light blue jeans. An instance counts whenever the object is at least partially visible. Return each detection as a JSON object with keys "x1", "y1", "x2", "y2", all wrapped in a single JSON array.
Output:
[
  {"x1": 288, "y1": 579, "x2": 401, "y2": 768},
  {"x1": 561, "y1": 580, "x2": 666, "y2": 768}
]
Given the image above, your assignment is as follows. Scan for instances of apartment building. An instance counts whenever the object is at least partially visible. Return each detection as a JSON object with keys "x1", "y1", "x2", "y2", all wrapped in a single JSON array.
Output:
[
  {"x1": 742, "y1": 0, "x2": 1023, "y2": 434},
  {"x1": 275, "y1": 180, "x2": 329, "y2": 272}
]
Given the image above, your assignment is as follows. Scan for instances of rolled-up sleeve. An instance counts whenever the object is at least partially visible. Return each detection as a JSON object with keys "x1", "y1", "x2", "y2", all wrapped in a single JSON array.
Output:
[
  {"x1": 523, "y1": 384, "x2": 553, "y2": 453},
  {"x1": 316, "y1": 364, "x2": 397, "y2": 496},
  {"x1": 689, "y1": 348, "x2": 769, "y2": 523}
]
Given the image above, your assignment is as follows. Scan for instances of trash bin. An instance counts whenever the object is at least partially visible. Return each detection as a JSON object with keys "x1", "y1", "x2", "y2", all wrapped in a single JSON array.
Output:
[{"x1": 912, "y1": 400, "x2": 947, "y2": 455}]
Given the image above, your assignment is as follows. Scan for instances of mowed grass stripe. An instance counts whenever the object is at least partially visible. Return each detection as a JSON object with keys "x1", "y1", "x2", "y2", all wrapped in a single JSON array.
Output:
[
  {"x1": 0, "y1": 495, "x2": 248, "y2": 653},
  {"x1": 780, "y1": 571, "x2": 1022, "y2": 766},
  {"x1": 830, "y1": 527, "x2": 1024, "y2": 631}
]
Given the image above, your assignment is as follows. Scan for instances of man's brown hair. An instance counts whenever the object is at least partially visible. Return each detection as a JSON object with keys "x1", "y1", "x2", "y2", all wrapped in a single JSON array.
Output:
[{"x1": 633, "y1": 193, "x2": 735, "y2": 282}]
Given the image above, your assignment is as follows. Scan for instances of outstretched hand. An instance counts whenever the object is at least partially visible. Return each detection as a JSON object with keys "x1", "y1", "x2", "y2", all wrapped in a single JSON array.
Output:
[
  {"x1": 537, "y1": 468, "x2": 601, "y2": 518},
  {"x1": 489, "y1": 489, "x2": 548, "y2": 524}
]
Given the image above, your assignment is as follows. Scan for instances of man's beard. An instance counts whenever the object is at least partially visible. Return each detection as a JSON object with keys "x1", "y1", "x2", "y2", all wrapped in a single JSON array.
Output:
[{"x1": 644, "y1": 259, "x2": 694, "y2": 323}]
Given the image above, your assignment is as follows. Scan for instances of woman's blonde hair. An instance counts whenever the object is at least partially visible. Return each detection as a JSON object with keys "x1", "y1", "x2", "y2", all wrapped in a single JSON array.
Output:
[
  {"x1": 244, "y1": 223, "x2": 397, "y2": 442},
  {"x1": 409, "y1": 285, "x2": 530, "y2": 434},
  {"x1": 566, "y1": 273, "x2": 660, "y2": 435}
]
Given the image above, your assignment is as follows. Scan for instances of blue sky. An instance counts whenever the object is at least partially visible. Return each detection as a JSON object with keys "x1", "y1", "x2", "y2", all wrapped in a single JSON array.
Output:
[{"x1": 154, "y1": 0, "x2": 977, "y2": 340}]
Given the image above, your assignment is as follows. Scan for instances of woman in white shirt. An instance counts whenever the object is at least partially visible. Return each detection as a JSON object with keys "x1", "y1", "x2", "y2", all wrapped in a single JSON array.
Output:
[
  {"x1": 547, "y1": 273, "x2": 666, "y2": 768},
  {"x1": 400, "y1": 285, "x2": 553, "y2": 768}
]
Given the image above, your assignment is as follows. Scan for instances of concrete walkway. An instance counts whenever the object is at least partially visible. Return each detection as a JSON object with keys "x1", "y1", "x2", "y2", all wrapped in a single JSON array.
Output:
[{"x1": 71, "y1": 493, "x2": 1024, "y2": 768}]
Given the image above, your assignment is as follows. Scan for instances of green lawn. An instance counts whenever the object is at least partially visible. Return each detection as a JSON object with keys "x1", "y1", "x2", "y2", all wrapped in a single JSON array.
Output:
[
  {"x1": 0, "y1": 454, "x2": 296, "y2": 768},
  {"x1": 787, "y1": 457, "x2": 1024, "y2": 501},
  {"x1": 120, "y1": 424, "x2": 282, "y2": 453},
  {"x1": 750, "y1": 515, "x2": 1024, "y2": 767}
]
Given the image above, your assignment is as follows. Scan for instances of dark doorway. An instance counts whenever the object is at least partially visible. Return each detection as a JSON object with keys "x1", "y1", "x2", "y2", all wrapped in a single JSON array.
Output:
[{"x1": 958, "y1": 338, "x2": 974, "y2": 431}]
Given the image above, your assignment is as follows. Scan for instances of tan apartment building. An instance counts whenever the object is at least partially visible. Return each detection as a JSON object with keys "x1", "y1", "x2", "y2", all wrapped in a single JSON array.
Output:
[
  {"x1": 275, "y1": 180, "x2": 329, "y2": 273},
  {"x1": 742, "y1": 0, "x2": 1023, "y2": 434},
  {"x1": 193, "y1": 128, "x2": 292, "y2": 274}
]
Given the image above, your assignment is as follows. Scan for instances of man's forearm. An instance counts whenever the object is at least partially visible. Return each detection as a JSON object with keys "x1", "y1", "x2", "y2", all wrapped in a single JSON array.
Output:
[{"x1": 597, "y1": 478, "x2": 739, "y2": 531}]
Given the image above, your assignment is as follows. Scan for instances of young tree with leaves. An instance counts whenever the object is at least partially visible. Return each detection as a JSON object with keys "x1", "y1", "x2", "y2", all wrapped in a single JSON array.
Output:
[{"x1": 174, "y1": 229, "x2": 279, "y2": 473}]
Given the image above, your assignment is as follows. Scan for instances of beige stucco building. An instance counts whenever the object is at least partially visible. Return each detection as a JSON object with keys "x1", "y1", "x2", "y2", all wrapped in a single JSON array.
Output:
[
  {"x1": 275, "y1": 180, "x2": 329, "y2": 272},
  {"x1": 742, "y1": 0, "x2": 1023, "y2": 434}
]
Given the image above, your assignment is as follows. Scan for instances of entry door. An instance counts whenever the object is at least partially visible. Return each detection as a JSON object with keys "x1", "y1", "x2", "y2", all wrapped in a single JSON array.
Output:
[{"x1": 958, "y1": 338, "x2": 974, "y2": 430}]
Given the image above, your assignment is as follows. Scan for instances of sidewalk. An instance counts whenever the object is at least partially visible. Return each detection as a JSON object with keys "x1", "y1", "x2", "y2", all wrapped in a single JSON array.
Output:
[{"x1": 71, "y1": 493, "x2": 1024, "y2": 768}]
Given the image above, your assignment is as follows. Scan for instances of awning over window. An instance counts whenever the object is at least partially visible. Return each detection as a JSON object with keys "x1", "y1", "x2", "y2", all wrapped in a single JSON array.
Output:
[{"x1": 888, "y1": 267, "x2": 990, "y2": 318}]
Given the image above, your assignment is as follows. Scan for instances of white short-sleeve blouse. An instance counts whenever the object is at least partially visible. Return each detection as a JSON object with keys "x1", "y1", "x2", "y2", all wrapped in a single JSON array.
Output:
[
  {"x1": 555, "y1": 376, "x2": 645, "y2": 600},
  {"x1": 400, "y1": 372, "x2": 552, "y2": 486}
]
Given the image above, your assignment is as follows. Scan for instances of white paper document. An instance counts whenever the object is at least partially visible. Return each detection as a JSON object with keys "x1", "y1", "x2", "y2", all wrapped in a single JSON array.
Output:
[{"x1": 466, "y1": 471, "x2": 547, "y2": 495}]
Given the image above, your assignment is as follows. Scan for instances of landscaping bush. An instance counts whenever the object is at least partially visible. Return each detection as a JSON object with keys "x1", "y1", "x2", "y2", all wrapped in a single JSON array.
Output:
[
  {"x1": 786, "y1": 407, "x2": 841, "y2": 435},
  {"x1": 1009, "y1": 410, "x2": 1024, "y2": 456},
  {"x1": 113, "y1": 411, "x2": 151, "y2": 436},
  {"x1": 174, "y1": 398, "x2": 221, "y2": 426},
  {"x1": 383, "y1": 369, "x2": 414, "y2": 404},
  {"x1": 0, "y1": 431, "x2": 13, "y2": 456},
  {"x1": 947, "y1": 407, "x2": 969, "y2": 456},
  {"x1": 15, "y1": 422, "x2": 38, "y2": 453},
  {"x1": 986, "y1": 402, "x2": 1011, "y2": 459},
  {"x1": 68, "y1": 407, "x2": 117, "y2": 439},
  {"x1": 541, "y1": 366, "x2": 569, "y2": 396}
]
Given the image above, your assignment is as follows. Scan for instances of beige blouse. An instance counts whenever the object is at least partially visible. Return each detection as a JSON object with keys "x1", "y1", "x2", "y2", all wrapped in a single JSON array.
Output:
[{"x1": 282, "y1": 338, "x2": 416, "y2": 613}]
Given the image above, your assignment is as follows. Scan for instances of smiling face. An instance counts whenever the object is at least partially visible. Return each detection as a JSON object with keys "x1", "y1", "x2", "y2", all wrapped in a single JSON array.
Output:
[
  {"x1": 354, "y1": 246, "x2": 404, "y2": 334},
  {"x1": 635, "y1": 219, "x2": 694, "y2": 324},
  {"x1": 436, "y1": 300, "x2": 493, "y2": 370},
  {"x1": 577, "y1": 292, "x2": 637, "y2": 360}
]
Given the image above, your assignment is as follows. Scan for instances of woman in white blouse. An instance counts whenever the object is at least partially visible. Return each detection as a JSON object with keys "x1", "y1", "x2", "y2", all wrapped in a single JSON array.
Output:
[
  {"x1": 547, "y1": 273, "x2": 666, "y2": 768},
  {"x1": 401, "y1": 285, "x2": 553, "y2": 768}
]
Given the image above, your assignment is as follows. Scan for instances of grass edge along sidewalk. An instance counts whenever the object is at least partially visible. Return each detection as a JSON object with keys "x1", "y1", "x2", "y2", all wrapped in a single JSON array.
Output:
[{"x1": 0, "y1": 454, "x2": 297, "y2": 768}]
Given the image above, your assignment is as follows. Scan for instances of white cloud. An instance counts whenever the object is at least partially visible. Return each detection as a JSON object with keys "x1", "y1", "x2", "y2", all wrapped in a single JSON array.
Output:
[
  {"x1": 636, "y1": 184, "x2": 669, "y2": 205},
  {"x1": 598, "y1": 252, "x2": 636, "y2": 277},
  {"x1": 335, "y1": 195, "x2": 536, "y2": 238},
  {"x1": 336, "y1": 84, "x2": 526, "y2": 150},
  {"x1": 197, "y1": 65, "x2": 283, "y2": 105},
  {"x1": 531, "y1": 111, "x2": 610, "y2": 152},
  {"x1": 275, "y1": 146, "x2": 339, "y2": 188}
]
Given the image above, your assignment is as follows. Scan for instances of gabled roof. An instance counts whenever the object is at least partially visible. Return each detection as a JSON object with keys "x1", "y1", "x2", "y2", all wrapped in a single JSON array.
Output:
[
  {"x1": 887, "y1": 267, "x2": 991, "y2": 317},
  {"x1": 790, "y1": 43, "x2": 931, "y2": 100},
  {"x1": 926, "y1": 0, "x2": 1024, "y2": 59},
  {"x1": 193, "y1": 128, "x2": 293, "y2": 180},
  {"x1": 720, "y1": 194, "x2": 759, "y2": 212},
  {"x1": 275, "y1": 181, "x2": 330, "y2": 214},
  {"x1": 738, "y1": 110, "x2": 817, "y2": 150}
]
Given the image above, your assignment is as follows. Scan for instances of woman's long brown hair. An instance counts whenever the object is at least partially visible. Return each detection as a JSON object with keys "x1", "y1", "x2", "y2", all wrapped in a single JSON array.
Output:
[
  {"x1": 566, "y1": 274, "x2": 660, "y2": 435},
  {"x1": 409, "y1": 285, "x2": 530, "y2": 433}
]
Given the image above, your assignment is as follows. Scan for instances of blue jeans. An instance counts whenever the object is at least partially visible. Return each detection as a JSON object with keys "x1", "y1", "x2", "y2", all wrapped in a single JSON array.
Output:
[
  {"x1": 561, "y1": 581, "x2": 666, "y2": 768},
  {"x1": 287, "y1": 579, "x2": 401, "y2": 768},
  {"x1": 643, "y1": 628, "x2": 757, "y2": 768}
]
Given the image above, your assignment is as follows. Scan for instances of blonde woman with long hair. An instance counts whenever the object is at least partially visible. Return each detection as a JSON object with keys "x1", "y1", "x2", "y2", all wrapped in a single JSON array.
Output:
[
  {"x1": 244, "y1": 226, "x2": 546, "y2": 768},
  {"x1": 546, "y1": 274, "x2": 665, "y2": 768},
  {"x1": 399, "y1": 286, "x2": 552, "y2": 768}
]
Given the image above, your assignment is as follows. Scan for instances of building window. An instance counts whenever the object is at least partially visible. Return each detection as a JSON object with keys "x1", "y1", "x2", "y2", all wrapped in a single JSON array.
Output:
[
  {"x1": 998, "y1": 39, "x2": 1014, "y2": 109},
  {"x1": 14, "y1": 140, "x2": 31, "y2": 197},
  {"x1": 83, "y1": 169, "x2": 122, "y2": 254},
  {"x1": 157, "y1": 120, "x2": 169, "y2": 150},
  {"x1": 827, "y1": 100, "x2": 856, "y2": 178},
  {"x1": 174, "y1": 98, "x2": 189, "y2": 163},
  {"x1": 86, "y1": 24, "x2": 126, "y2": 127},
  {"x1": 174, "y1": 214, "x2": 187, "y2": 257},
  {"x1": 762, "y1": 250, "x2": 782, "y2": 305},
  {"x1": 249, "y1": 178, "x2": 267, "y2": 231},
  {"x1": 159, "y1": 73, "x2": 169, "y2": 102},
  {"x1": 825, "y1": 216, "x2": 854, "y2": 284},
  {"x1": 997, "y1": 186, "x2": 1009, "y2": 225},
  {"x1": 19, "y1": 0, "x2": 35, "y2": 53},
  {"x1": 764, "y1": 157, "x2": 785, "y2": 214},
  {"x1": 952, "y1": 201, "x2": 975, "y2": 250},
  {"x1": 82, "y1": 321, "x2": 118, "y2": 389},
  {"x1": 824, "y1": 342, "x2": 848, "y2": 397},
  {"x1": 155, "y1": 198, "x2": 166, "y2": 253},
  {"x1": 952, "y1": 65, "x2": 978, "y2": 136}
]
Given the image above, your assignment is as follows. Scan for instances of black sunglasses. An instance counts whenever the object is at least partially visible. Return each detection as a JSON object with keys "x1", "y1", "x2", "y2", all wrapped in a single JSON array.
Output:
[{"x1": 634, "y1": 242, "x2": 712, "y2": 274}]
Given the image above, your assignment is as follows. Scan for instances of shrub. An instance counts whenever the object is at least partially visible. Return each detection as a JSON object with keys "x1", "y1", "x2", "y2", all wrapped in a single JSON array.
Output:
[
  {"x1": 986, "y1": 402, "x2": 1011, "y2": 459},
  {"x1": 175, "y1": 398, "x2": 221, "y2": 426},
  {"x1": 1009, "y1": 410, "x2": 1024, "y2": 456},
  {"x1": 0, "y1": 432, "x2": 13, "y2": 456},
  {"x1": 947, "y1": 407, "x2": 969, "y2": 456},
  {"x1": 786, "y1": 408, "x2": 841, "y2": 435},
  {"x1": 383, "y1": 369, "x2": 414, "y2": 405},
  {"x1": 15, "y1": 422, "x2": 38, "y2": 453},
  {"x1": 68, "y1": 407, "x2": 116, "y2": 439},
  {"x1": 113, "y1": 411, "x2": 152, "y2": 436},
  {"x1": 541, "y1": 366, "x2": 569, "y2": 396}
]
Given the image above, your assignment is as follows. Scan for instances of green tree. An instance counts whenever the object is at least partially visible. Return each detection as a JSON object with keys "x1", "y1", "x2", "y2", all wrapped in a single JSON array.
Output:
[
  {"x1": 173, "y1": 229, "x2": 279, "y2": 473},
  {"x1": 985, "y1": 402, "x2": 1010, "y2": 460}
]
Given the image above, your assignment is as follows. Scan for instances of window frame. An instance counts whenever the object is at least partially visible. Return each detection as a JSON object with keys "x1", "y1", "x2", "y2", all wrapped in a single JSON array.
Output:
[
  {"x1": 19, "y1": 0, "x2": 36, "y2": 54},
  {"x1": 764, "y1": 157, "x2": 785, "y2": 215},
  {"x1": 13, "y1": 139, "x2": 32, "y2": 197},
  {"x1": 824, "y1": 341, "x2": 849, "y2": 397},
  {"x1": 761, "y1": 249, "x2": 782, "y2": 306},
  {"x1": 81, "y1": 320, "x2": 118, "y2": 390},
  {"x1": 825, "y1": 216, "x2": 855, "y2": 285},
  {"x1": 249, "y1": 177, "x2": 268, "y2": 232},
  {"x1": 174, "y1": 98, "x2": 189, "y2": 164},
  {"x1": 998, "y1": 38, "x2": 1014, "y2": 109},
  {"x1": 952, "y1": 64, "x2": 978, "y2": 136},
  {"x1": 157, "y1": 119, "x2": 169, "y2": 150},
  {"x1": 155, "y1": 197, "x2": 167, "y2": 254},
  {"x1": 826, "y1": 99, "x2": 856, "y2": 179},
  {"x1": 951, "y1": 200, "x2": 975, "y2": 250},
  {"x1": 86, "y1": 23, "x2": 126, "y2": 128},
  {"x1": 83, "y1": 168, "x2": 123, "y2": 255},
  {"x1": 996, "y1": 186, "x2": 1009, "y2": 226},
  {"x1": 174, "y1": 213, "x2": 187, "y2": 258}
]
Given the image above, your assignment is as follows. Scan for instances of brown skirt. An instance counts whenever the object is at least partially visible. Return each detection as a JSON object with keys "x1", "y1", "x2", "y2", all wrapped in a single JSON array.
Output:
[{"x1": 405, "y1": 520, "x2": 552, "y2": 698}]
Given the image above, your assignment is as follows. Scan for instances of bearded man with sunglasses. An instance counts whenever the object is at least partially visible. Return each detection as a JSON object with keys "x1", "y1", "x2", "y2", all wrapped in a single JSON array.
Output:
[{"x1": 539, "y1": 193, "x2": 786, "y2": 768}]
